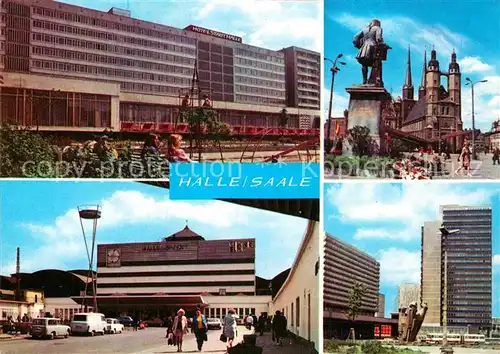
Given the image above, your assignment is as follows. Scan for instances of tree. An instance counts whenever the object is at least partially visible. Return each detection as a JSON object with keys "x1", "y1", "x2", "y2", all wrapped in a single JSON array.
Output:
[
  {"x1": 0, "y1": 124, "x2": 58, "y2": 177},
  {"x1": 279, "y1": 108, "x2": 289, "y2": 140},
  {"x1": 348, "y1": 125, "x2": 375, "y2": 156},
  {"x1": 182, "y1": 107, "x2": 218, "y2": 161},
  {"x1": 344, "y1": 282, "x2": 366, "y2": 342}
]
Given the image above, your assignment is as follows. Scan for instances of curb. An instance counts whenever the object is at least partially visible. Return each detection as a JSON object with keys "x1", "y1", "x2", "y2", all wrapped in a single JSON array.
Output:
[{"x1": 0, "y1": 335, "x2": 29, "y2": 342}]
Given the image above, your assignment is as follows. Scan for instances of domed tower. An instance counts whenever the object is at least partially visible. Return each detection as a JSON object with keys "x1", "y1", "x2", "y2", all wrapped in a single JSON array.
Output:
[{"x1": 426, "y1": 47, "x2": 440, "y2": 120}]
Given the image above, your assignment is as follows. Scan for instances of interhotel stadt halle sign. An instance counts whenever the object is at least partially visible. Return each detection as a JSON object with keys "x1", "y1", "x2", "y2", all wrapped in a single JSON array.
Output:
[{"x1": 185, "y1": 25, "x2": 243, "y2": 43}]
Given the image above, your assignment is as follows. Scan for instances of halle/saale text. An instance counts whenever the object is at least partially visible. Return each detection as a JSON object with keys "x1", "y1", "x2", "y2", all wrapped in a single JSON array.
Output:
[{"x1": 177, "y1": 177, "x2": 312, "y2": 188}]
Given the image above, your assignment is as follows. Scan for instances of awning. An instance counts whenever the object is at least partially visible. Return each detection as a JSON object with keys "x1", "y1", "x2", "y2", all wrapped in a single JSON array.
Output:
[
  {"x1": 71, "y1": 295, "x2": 205, "y2": 308},
  {"x1": 324, "y1": 310, "x2": 398, "y2": 325}
]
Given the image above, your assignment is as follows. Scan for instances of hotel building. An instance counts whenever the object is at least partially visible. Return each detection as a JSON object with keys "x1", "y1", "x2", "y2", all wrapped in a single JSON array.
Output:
[
  {"x1": 0, "y1": 0, "x2": 320, "y2": 135},
  {"x1": 421, "y1": 205, "x2": 493, "y2": 332},
  {"x1": 92, "y1": 225, "x2": 269, "y2": 319}
]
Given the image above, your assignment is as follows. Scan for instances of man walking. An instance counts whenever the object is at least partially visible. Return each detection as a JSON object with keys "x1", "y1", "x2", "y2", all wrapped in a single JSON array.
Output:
[
  {"x1": 272, "y1": 310, "x2": 287, "y2": 347},
  {"x1": 257, "y1": 313, "x2": 266, "y2": 336},
  {"x1": 191, "y1": 308, "x2": 208, "y2": 352}
]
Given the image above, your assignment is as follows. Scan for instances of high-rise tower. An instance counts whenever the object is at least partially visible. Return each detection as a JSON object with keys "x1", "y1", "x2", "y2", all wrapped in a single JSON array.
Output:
[
  {"x1": 425, "y1": 47, "x2": 440, "y2": 135},
  {"x1": 418, "y1": 50, "x2": 427, "y2": 100},
  {"x1": 403, "y1": 45, "x2": 414, "y2": 100}
]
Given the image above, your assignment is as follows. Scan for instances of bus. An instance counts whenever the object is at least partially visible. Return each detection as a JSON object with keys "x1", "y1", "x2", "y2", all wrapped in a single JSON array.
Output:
[{"x1": 463, "y1": 334, "x2": 485, "y2": 345}]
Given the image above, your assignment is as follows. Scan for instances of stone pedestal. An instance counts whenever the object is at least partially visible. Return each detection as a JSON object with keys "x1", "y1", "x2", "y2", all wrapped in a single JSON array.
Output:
[{"x1": 343, "y1": 85, "x2": 391, "y2": 155}]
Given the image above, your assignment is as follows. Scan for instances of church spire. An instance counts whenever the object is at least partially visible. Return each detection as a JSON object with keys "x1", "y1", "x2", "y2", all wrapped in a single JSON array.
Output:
[
  {"x1": 419, "y1": 49, "x2": 427, "y2": 99},
  {"x1": 404, "y1": 45, "x2": 413, "y2": 87},
  {"x1": 402, "y1": 45, "x2": 414, "y2": 100}
]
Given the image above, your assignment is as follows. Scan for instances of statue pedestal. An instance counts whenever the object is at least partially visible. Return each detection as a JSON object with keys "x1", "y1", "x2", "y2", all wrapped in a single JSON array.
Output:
[{"x1": 343, "y1": 85, "x2": 391, "y2": 155}]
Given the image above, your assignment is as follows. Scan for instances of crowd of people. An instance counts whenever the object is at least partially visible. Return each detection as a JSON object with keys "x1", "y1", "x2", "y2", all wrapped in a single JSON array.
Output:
[{"x1": 164, "y1": 308, "x2": 288, "y2": 352}]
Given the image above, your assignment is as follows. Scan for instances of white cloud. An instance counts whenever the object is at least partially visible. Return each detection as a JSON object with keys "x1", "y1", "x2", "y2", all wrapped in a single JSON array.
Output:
[
  {"x1": 354, "y1": 228, "x2": 412, "y2": 241},
  {"x1": 494, "y1": 254, "x2": 500, "y2": 266},
  {"x1": 193, "y1": 0, "x2": 321, "y2": 51},
  {"x1": 14, "y1": 190, "x2": 307, "y2": 275},
  {"x1": 378, "y1": 248, "x2": 420, "y2": 285},
  {"x1": 323, "y1": 88, "x2": 349, "y2": 122},
  {"x1": 459, "y1": 57, "x2": 494, "y2": 73},
  {"x1": 327, "y1": 183, "x2": 498, "y2": 241}
]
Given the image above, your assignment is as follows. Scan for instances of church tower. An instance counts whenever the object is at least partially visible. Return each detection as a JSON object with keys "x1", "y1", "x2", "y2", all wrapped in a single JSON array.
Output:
[
  {"x1": 402, "y1": 45, "x2": 414, "y2": 100},
  {"x1": 426, "y1": 47, "x2": 440, "y2": 121},
  {"x1": 418, "y1": 50, "x2": 427, "y2": 100},
  {"x1": 448, "y1": 49, "x2": 461, "y2": 120}
]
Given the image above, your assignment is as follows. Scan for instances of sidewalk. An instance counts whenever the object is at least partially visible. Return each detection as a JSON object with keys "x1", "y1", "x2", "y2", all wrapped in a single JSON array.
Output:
[
  {"x1": 0, "y1": 333, "x2": 28, "y2": 341},
  {"x1": 255, "y1": 332, "x2": 317, "y2": 354}
]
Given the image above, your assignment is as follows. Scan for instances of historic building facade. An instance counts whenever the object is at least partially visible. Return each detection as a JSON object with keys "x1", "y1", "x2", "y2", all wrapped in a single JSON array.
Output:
[{"x1": 397, "y1": 47, "x2": 463, "y2": 149}]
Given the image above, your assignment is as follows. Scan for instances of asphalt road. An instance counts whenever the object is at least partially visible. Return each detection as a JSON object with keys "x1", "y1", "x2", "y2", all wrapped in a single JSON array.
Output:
[{"x1": 0, "y1": 327, "x2": 243, "y2": 354}]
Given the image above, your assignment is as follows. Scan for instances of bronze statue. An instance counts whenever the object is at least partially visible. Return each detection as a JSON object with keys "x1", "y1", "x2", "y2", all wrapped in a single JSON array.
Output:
[{"x1": 353, "y1": 19, "x2": 391, "y2": 86}]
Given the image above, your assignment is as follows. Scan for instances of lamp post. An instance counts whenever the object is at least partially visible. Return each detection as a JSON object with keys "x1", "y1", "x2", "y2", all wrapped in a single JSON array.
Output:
[
  {"x1": 438, "y1": 226, "x2": 460, "y2": 354},
  {"x1": 465, "y1": 78, "x2": 488, "y2": 160},
  {"x1": 324, "y1": 55, "x2": 346, "y2": 149}
]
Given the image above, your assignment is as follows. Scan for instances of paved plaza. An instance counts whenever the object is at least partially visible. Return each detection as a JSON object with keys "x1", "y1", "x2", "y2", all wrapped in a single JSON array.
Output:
[
  {"x1": 400, "y1": 345, "x2": 500, "y2": 353},
  {"x1": 0, "y1": 327, "x2": 315, "y2": 354}
]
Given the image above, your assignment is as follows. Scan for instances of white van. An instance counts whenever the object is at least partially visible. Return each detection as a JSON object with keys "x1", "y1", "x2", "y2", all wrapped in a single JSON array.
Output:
[{"x1": 70, "y1": 313, "x2": 106, "y2": 336}]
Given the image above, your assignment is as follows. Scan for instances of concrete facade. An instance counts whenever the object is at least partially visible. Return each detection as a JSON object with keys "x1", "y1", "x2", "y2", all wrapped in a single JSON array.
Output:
[
  {"x1": 271, "y1": 220, "x2": 319, "y2": 351},
  {"x1": 421, "y1": 221, "x2": 442, "y2": 325},
  {"x1": 396, "y1": 283, "x2": 421, "y2": 310}
]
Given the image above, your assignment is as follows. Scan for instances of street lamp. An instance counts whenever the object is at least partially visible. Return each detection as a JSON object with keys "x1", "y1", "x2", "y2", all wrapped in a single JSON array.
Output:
[
  {"x1": 465, "y1": 78, "x2": 488, "y2": 160},
  {"x1": 438, "y1": 226, "x2": 460, "y2": 354},
  {"x1": 324, "y1": 54, "x2": 346, "y2": 149}
]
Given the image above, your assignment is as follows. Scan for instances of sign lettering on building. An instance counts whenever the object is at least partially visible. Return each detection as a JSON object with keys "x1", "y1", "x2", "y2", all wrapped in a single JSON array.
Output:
[
  {"x1": 142, "y1": 244, "x2": 187, "y2": 251},
  {"x1": 229, "y1": 240, "x2": 255, "y2": 253},
  {"x1": 185, "y1": 25, "x2": 242, "y2": 43}
]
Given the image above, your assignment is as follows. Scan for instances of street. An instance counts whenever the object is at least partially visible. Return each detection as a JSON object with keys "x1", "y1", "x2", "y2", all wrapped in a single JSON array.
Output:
[
  {"x1": 0, "y1": 327, "x2": 237, "y2": 354},
  {"x1": 400, "y1": 345, "x2": 500, "y2": 353},
  {"x1": 437, "y1": 153, "x2": 500, "y2": 179}
]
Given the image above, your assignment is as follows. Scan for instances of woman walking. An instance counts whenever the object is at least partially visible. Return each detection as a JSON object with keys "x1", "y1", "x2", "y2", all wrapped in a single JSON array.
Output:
[
  {"x1": 222, "y1": 309, "x2": 238, "y2": 349},
  {"x1": 455, "y1": 141, "x2": 472, "y2": 177},
  {"x1": 172, "y1": 309, "x2": 188, "y2": 352},
  {"x1": 191, "y1": 308, "x2": 208, "y2": 351}
]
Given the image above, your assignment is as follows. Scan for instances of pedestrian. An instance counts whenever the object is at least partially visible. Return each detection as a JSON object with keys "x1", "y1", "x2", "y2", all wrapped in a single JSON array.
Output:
[
  {"x1": 493, "y1": 148, "x2": 499, "y2": 165},
  {"x1": 172, "y1": 309, "x2": 188, "y2": 352},
  {"x1": 258, "y1": 313, "x2": 266, "y2": 336},
  {"x1": 166, "y1": 134, "x2": 191, "y2": 163},
  {"x1": 222, "y1": 308, "x2": 237, "y2": 349},
  {"x1": 272, "y1": 310, "x2": 287, "y2": 347},
  {"x1": 245, "y1": 313, "x2": 254, "y2": 331},
  {"x1": 133, "y1": 319, "x2": 139, "y2": 331},
  {"x1": 191, "y1": 308, "x2": 208, "y2": 351},
  {"x1": 455, "y1": 141, "x2": 472, "y2": 177}
]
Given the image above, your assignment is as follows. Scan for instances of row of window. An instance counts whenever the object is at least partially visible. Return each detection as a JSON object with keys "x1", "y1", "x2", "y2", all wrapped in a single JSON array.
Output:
[
  {"x1": 235, "y1": 75, "x2": 285, "y2": 89},
  {"x1": 235, "y1": 66, "x2": 285, "y2": 81},
  {"x1": 298, "y1": 74, "x2": 320, "y2": 83},
  {"x1": 204, "y1": 307, "x2": 256, "y2": 319},
  {"x1": 235, "y1": 85, "x2": 285, "y2": 97},
  {"x1": 198, "y1": 71, "x2": 234, "y2": 85},
  {"x1": 235, "y1": 94, "x2": 285, "y2": 106},
  {"x1": 32, "y1": 59, "x2": 192, "y2": 85},
  {"x1": 32, "y1": 32, "x2": 196, "y2": 65},
  {"x1": 32, "y1": 19, "x2": 196, "y2": 51},
  {"x1": 33, "y1": 6, "x2": 197, "y2": 45},
  {"x1": 32, "y1": 46, "x2": 193, "y2": 75},
  {"x1": 234, "y1": 57, "x2": 285, "y2": 73},
  {"x1": 235, "y1": 47, "x2": 284, "y2": 65}
]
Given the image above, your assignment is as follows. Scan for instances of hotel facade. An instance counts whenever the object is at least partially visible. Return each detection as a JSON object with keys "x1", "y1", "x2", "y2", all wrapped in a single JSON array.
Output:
[
  {"x1": 0, "y1": 0, "x2": 320, "y2": 136},
  {"x1": 90, "y1": 226, "x2": 271, "y2": 319}
]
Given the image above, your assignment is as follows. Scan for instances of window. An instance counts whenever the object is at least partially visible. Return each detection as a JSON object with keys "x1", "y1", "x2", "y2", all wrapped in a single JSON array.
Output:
[
  {"x1": 296, "y1": 297, "x2": 300, "y2": 327},
  {"x1": 291, "y1": 303, "x2": 294, "y2": 326}
]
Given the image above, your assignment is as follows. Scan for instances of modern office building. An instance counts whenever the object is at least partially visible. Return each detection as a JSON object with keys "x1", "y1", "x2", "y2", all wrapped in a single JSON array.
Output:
[
  {"x1": 396, "y1": 283, "x2": 421, "y2": 310},
  {"x1": 421, "y1": 205, "x2": 493, "y2": 331},
  {"x1": 324, "y1": 234, "x2": 380, "y2": 316},
  {"x1": 280, "y1": 46, "x2": 320, "y2": 111},
  {"x1": 441, "y1": 205, "x2": 492, "y2": 330},
  {"x1": 376, "y1": 293, "x2": 385, "y2": 318},
  {"x1": 0, "y1": 0, "x2": 320, "y2": 135},
  {"x1": 324, "y1": 234, "x2": 396, "y2": 339}
]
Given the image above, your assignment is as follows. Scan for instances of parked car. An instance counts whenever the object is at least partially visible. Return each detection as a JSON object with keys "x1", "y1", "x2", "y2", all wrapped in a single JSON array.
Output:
[
  {"x1": 118, "y1": 316, "x2": 134, "y2": 327},
  {"x1": 31, "y1": 318, "x2": 70, "y2": 339},
  {"x1": 207, "y1": 318, "x2": 222, "y2": 330},
  {"x1": 144, "y1": 318, "x2": 163, "y2": 327},
  {"x1": 70, "y1": 313, "x2": 106, "y2": 336},
  {"x1": 104, "y1": 318, "x2": 124, "y2": 334}
]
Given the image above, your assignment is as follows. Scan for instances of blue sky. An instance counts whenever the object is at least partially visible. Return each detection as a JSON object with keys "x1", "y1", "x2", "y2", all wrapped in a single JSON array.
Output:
[
  {"x1": 324, "y1": 182, "x2": 500, "y2": 317},
  {"x1": 324, "y1": 0, "x2": 500, "y2": 132},
  {"x1": 58, "y1": 0, "x2": 321, "y2": 52},
  {"x1": 0, "y1": 181, "x2": 307, "y2": 280}
]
